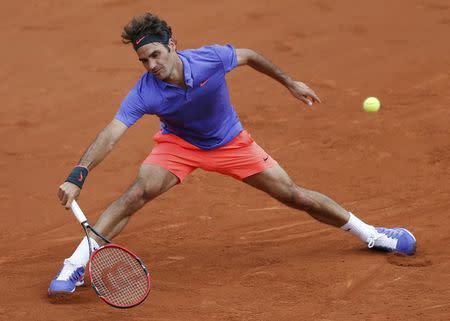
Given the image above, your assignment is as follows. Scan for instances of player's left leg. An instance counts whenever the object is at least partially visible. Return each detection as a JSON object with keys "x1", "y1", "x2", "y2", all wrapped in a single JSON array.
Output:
[
  {"x1": 244, "y1": 164, "x2": 349, "y2": 226},
  {"x1": 243, "y1": 164, "x2": 416, "y2": 255},
  {"x1": 206, "y1": 130, "x2": 416, "y2": 255}
]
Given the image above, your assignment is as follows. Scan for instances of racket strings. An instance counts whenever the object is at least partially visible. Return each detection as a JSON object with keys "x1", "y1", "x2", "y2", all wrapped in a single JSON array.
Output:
[{"x1": 90, "y1": 247, "x2": 149, "y2": 307}]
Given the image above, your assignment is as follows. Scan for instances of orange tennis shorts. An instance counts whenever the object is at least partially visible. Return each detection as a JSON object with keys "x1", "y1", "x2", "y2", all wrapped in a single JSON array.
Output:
[{"x1": 143, "y1": 130, "x2": 277, "y2": 183}]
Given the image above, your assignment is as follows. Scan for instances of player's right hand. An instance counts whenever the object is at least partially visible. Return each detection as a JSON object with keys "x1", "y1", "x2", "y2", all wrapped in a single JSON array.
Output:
[{"x1": 58, "y1": 182, "x2": 81, "y2": 209}]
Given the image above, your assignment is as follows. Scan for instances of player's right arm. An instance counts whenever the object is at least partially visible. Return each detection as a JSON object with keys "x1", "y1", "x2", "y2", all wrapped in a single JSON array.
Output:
[{"x1": 58, "y1": 119, "x2": 128, "y2": 209}]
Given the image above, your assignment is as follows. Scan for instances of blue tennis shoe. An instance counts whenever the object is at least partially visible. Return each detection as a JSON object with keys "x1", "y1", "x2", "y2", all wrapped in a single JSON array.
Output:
[
  {"x1": 48, "y1": 259, "x2": 85, "y2": 297},
  {"x1": 367, "y1": 227, "x2": 416, "y2": 255}
]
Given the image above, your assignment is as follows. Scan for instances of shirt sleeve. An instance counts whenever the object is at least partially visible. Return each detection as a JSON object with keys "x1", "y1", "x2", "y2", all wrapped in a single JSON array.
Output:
[
  {"x1": 115, "y1": 87, "x2": 146, "y2": 127},
  {"x1": 211, "y1": 44, "x2": 238, "y2": 73}
]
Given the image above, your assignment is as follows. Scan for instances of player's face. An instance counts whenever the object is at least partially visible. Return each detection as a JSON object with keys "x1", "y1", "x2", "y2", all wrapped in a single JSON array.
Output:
[{"x1": 136, "y1": 40, "x2": 176, "y2": 81}]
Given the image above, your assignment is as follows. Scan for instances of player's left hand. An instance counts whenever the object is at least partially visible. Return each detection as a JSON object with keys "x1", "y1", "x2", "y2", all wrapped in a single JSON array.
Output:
[{"x1": 288, "y1": 81, "x2": 321, "y2": 106}]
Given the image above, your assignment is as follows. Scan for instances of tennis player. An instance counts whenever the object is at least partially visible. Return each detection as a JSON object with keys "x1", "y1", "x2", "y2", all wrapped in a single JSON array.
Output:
[{"x1": 48, "y1": 13, "x2": 416, "y2": 296}]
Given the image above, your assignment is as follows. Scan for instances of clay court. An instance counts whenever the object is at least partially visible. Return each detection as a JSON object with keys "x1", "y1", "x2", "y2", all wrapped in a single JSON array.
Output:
[{"x1": 1, "y1": 0, "x2": 449, "y2": 320}]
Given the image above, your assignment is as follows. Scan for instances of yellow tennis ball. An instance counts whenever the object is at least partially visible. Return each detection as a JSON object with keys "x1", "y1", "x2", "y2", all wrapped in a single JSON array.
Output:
[{"x1": 363, "y1": 97, "x2": 381, "y2": 112}]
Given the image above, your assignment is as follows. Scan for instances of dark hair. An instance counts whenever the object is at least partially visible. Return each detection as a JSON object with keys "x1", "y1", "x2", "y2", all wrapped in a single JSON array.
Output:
[{"x1": 121, "y1": 13, "x2": 172, "y2": 44}]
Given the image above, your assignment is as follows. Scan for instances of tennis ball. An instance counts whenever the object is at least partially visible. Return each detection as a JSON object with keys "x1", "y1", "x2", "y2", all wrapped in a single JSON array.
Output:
[{"x1": 363, "y1": 97, "x2": 380, "y2": 112}]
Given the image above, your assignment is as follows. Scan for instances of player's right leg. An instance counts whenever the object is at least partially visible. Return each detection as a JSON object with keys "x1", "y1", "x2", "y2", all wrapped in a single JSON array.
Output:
[
  {"x1": 48, "y1": 164, "x2": 179, "y2": 298},
  {"x1": 90, "y1": 163, "x2": 179, "y2": 242}
]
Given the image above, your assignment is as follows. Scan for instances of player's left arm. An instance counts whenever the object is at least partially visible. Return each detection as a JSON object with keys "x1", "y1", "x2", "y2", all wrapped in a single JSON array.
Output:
[{"x1": 235, "y1": 48, "x2": 321, "y2": 106}]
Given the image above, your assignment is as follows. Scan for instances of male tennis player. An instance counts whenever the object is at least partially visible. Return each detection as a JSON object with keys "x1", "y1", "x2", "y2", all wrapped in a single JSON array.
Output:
[{"x1": 48, "y1": 13, "x2": 416, "y2": 296}]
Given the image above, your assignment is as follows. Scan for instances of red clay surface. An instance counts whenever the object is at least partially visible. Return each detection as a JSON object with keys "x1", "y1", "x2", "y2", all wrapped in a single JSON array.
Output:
[{"x1": 1, "y1": 0, "x2": 449, "y2": 320}]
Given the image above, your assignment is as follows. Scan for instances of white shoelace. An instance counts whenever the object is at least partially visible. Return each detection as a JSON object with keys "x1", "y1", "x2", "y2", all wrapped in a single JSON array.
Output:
[
  {"x1": 57, "y1": 259, "x2": 82, "y2": 281},
  {"x1": 366, "y1": 232, "x2": 398, "y2": 250}
]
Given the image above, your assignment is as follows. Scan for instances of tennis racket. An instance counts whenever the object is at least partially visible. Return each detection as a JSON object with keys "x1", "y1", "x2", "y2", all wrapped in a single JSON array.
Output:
[{"x1": 70, "y1": 200, "x2": 151, "y2": 308}]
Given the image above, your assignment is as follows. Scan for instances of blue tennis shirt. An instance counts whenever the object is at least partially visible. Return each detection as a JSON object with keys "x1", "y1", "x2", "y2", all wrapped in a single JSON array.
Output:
[{"x1": 115, "y1": 44, "x2": 243, "y2": 150}]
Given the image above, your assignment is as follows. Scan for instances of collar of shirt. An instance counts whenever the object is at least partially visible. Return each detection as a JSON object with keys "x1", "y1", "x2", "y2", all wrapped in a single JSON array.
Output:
[{"x1": 154, "y1": 53, "x2": 193, "y2": 90}]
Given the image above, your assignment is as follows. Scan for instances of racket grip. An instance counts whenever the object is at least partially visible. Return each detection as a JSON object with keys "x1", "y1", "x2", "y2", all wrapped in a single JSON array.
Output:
[{"x1": 71, "y1": 200, "x2": 88, "y2": 224}]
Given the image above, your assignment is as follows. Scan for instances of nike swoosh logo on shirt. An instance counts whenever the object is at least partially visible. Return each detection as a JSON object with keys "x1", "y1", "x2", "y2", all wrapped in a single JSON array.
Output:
[{"x1": 200, "y1": 79, "x2": 209, "y2": 87}]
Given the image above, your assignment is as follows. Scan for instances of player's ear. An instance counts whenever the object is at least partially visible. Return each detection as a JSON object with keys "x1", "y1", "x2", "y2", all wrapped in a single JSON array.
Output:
[{"x1": 168, "y1": 38, "x2": 177, "y2": 51}]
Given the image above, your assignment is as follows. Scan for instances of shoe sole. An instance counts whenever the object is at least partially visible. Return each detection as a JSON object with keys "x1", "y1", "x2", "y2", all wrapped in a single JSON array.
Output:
[
  {"x1": 47, "y1": 289, "x2": 76, "y2": 303},
  {"x1": 47, "y1": 278, "x2": 85, "y2": 301}
]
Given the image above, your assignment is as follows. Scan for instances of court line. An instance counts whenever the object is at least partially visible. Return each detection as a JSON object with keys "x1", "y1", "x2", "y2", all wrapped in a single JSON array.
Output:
[{"x1": 245, "y1": 221, "x2": 313, "y2": 235}]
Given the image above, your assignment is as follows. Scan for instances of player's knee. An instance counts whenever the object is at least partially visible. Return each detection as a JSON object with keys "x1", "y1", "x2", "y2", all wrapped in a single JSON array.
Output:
[
  {"x1": 288, "y1": 186, "x2": 316, "y2": 211},
  {"x1": 123, "y1": 184, "x2": 149, "y2": 208}
]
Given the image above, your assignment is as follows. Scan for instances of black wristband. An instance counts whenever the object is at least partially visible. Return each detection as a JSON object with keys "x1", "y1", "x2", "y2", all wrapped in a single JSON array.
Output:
[{"x1": 65, "y1": 166, "x2": 89, "y2": 189}]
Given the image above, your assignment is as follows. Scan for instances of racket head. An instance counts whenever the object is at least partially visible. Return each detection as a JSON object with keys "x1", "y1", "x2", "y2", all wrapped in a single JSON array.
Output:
[{"x1": 88, "y1": 244, "x2": 151, "y2": 308}]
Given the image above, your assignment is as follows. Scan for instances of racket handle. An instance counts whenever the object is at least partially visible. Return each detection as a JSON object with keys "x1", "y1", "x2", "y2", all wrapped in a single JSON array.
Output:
[{"x1": 71, "y1": 200, "x2": 88, "y2": 224}]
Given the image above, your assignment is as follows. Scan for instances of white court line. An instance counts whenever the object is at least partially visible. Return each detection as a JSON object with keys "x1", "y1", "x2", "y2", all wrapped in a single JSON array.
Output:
[
  {"x1": 245, "y1": 221, "x2": 313, "y2": 235},
  {"x1": 421, "y1": 303, "x2": 450, "y2": 311},
  {"x1": 240, "y1": 227, "x2": 332, "y2": 242},
  {"x1": 246, "y1": 206, "x2": 290, "y2": 212}
]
